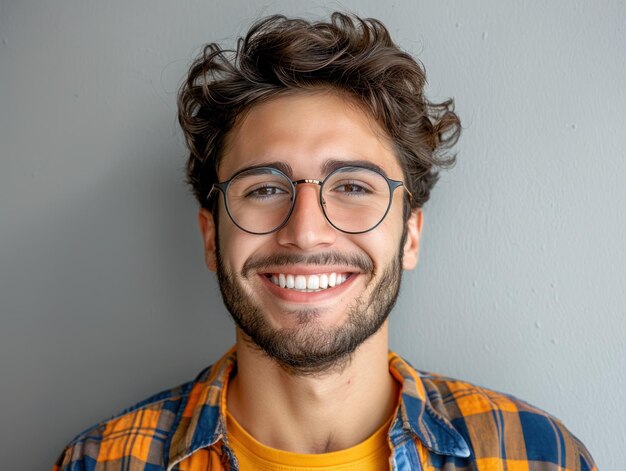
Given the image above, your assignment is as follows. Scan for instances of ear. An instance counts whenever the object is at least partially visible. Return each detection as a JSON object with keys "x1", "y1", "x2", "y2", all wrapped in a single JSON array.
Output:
[
  {"x1": 402, "y1": 209, "x2": 423, "y2": 270},
  {"x1": 198, "y1": 208, "x2": 218, "y2": 272}
]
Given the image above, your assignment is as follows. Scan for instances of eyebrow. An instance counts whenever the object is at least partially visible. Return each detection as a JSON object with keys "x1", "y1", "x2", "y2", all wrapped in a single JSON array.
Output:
[
  {"x1": 228, "y1": 159, "x2": 389, "y2": 181},
  {"x1": 226, "y1": 161, "x2": 294, "y2": 180},
  {"x1": 321, "y1": 159, "x2": 389, "y2": 178}
]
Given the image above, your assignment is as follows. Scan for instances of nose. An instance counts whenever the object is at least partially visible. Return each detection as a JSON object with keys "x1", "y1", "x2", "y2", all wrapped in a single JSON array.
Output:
[{"x1": 275, "y1": 183, "x2": 337, "y2": 250}]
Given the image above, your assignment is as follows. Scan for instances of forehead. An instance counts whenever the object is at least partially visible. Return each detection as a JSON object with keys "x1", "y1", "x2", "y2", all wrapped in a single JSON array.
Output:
[{"x1": 219, "y1": 91, "x2": 403, "y2": 180}]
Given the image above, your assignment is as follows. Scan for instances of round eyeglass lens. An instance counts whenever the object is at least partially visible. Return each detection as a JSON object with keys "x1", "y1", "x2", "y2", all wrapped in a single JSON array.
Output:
[
  {"x1": 225, "y1": 168, "x2": 294, "y2": 234},
  {"x1": 322, "y1": 167, "x2": 391, "y2": 233}
]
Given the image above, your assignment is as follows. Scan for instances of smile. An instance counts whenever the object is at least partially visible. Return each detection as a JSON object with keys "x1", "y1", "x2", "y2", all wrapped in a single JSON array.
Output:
[{"x1": 266, "y1": 273, "x2": 351, "y2": 292}]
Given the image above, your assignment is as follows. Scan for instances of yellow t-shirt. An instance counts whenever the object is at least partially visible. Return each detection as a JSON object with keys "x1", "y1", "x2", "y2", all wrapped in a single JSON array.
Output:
[{"x1": 226, "y1": 411, "x2": 392, "y2": 470}]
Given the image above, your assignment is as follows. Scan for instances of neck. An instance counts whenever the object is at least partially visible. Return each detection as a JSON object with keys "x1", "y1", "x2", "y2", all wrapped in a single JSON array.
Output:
[{"x1": 226, "y1": 322, "x2": 398, "y2": 454}]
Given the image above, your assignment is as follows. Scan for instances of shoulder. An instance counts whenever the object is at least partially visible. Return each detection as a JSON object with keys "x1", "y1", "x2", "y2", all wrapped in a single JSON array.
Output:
[
  {"x1": 53, "y1": 378, "x2": 195, "y2": 471},
  {"x1": 417, "y1": 369, "x2": 597, "y2": 470}
]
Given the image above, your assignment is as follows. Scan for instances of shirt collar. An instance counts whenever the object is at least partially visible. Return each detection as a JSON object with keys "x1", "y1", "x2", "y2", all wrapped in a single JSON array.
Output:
[
  {"x1": 388, "y1": 352, "x2": 470, "y2": 458},
  {"x1": 167, "y1": 348, "x2": 470, "y2": 468}
]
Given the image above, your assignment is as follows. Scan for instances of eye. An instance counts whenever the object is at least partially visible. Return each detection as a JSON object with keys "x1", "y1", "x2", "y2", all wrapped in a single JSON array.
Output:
[
  {"x1": 245, "y1": 184, "x2": 290, "y2": 199},
  {"x1": 330, "y1": 181, "x2": 371, "y2": 195}
]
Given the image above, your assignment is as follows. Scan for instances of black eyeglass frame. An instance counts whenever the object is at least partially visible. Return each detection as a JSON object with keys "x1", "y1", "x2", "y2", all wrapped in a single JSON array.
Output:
[{"x1": 208, "y1": 165, "x2": 414, "y2": 235}]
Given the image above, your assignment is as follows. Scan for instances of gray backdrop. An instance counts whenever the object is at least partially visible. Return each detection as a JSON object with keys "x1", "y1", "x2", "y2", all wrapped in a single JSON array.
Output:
[{"x1": 1, "y1": 1, "x2": 624, "y2": 469}]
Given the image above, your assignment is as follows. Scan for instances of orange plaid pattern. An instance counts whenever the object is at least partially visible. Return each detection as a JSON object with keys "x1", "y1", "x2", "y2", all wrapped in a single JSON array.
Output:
[{"x1": 54, "y1": 348, "x2": 596, "y2": 470}]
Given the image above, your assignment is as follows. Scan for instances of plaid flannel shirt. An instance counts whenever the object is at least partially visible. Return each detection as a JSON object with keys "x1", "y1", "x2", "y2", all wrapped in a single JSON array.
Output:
[{"x1": 54, "y1": 348, "x2": 596, "y2": 470}]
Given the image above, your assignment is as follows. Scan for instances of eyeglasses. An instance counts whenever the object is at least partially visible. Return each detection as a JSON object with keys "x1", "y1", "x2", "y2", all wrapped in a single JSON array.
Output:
[{"x1": 209, "y1": 165, "x2": 413, "y2": 235}]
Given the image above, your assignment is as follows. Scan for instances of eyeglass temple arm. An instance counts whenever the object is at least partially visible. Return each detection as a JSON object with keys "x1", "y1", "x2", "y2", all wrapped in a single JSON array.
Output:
[
  {"x1": 390, "y1": 179, "x2": 414, "y2": 204},
  {"x1": 403, "y1": 185, "x2": 414, "y2": 204},
  {"x1": 207, "y1": 183, "x2": 228, "y2": 200}
]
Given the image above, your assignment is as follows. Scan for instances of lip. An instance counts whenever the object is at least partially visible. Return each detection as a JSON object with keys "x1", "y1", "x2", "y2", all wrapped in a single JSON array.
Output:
[
  {"x1": 257, "y1": 265, "x2": 360, "y2": 276},
  {"x1": 258, "y1": 271, "x2": 359, "y2": 303}
]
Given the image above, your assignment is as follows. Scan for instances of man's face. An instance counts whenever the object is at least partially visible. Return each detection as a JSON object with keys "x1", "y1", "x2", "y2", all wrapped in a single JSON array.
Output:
[{"x1": 199, "y1": 91, "x2": 422, "y2": 375}]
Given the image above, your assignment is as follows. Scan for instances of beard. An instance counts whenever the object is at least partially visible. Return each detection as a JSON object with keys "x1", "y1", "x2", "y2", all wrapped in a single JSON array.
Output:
[{"x1": 215, "y1": 242, "x2": 405, "y2": 376}]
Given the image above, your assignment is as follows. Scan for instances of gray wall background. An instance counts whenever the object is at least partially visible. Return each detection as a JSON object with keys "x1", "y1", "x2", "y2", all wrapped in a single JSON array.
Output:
[{"x1": 1, "y1": 1, "x2": 624, "y2": 469}]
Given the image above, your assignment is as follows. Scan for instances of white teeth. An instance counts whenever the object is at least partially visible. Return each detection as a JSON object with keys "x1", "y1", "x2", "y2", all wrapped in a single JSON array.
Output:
[
  {"x1": 328, "y1": 273, "x2": 337, "y2": 287},
  {"x1": 307, "y1": 275, "x2": 320, "y2": 290},
  {"x1": 319, "y1": 274, "x2": 328, "y2": 289},
  {"x1": 269, "y1": 272, "x2": 350, "y2": 291},
  {"x1": 295, "y1": 275, "x2": 306, "y2": 290}
]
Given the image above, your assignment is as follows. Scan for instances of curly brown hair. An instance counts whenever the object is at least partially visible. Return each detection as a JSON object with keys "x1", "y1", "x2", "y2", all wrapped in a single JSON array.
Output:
[{"x1": 178, "y1": 12, "x2": 460, "y2": 215}]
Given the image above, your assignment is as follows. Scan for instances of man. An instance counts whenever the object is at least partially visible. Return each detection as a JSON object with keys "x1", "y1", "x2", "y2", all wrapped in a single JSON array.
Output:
[{"x1": 54, "y1": 13, "x2": 596, "y2": 471}]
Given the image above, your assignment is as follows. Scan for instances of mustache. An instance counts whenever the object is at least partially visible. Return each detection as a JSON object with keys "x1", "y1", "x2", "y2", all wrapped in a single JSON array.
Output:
[{"x1": 242, "y1": 251, "x2": 373, "y2": 277}]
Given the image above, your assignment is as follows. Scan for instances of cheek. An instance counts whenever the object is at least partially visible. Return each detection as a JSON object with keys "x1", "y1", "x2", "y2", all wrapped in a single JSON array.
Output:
[
  {"x1": 353, "y1": 227, "x2": 401, "y2": 266},
  {"x1": 217, "y1": 221, "x2": 264, "y2": 273},
  {"x1": 216, "y1": 217, "x2": 238, "y2": 268},
  {"x1": 374, "y1": 208, "x2": 405, "y2": 248}
]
